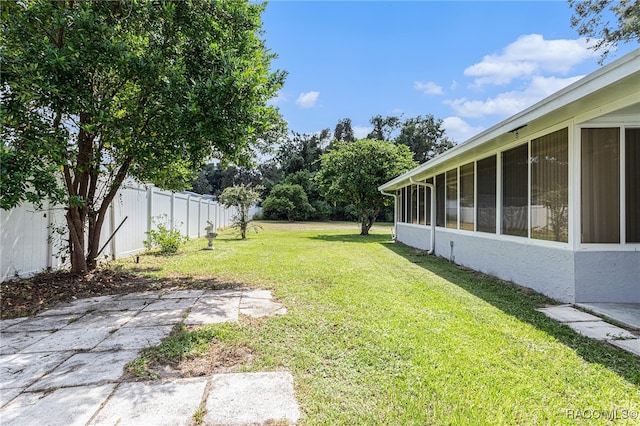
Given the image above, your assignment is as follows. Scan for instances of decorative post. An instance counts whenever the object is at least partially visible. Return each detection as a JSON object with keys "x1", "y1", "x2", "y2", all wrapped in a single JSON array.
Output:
[{"x1": 204, "y1": 220, "x2": 218, "y2": 250}]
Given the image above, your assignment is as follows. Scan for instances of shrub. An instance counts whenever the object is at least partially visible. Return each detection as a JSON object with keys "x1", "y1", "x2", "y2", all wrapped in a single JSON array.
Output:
[
  {"x1": 262, "y1": 183, "x2": 314, "y2": 221},
  {"x1": 144, "y1": 215, "x2": 189, "y2": 254}
]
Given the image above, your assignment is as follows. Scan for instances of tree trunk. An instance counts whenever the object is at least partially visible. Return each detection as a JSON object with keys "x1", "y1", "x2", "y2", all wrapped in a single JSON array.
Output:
[{"x1": 360, "y1": 217, "x2": 369, "y2": 235}]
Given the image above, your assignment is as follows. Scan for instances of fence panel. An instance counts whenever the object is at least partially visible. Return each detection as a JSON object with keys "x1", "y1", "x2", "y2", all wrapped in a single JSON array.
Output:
[{"x1": 0, "y1": 185, "x2": 243, "y2": 282}]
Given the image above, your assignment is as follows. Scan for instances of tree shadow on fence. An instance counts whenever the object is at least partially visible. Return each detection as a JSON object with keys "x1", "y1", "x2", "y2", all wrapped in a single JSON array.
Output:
[{"x1": 379, "y1": 240, "x2": 640, "y2": 386}]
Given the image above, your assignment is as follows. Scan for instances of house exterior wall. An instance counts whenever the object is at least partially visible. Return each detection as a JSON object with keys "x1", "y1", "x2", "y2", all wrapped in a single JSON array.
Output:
[
  {"x1": 396, "y1": 223, "x2": 577, "y2": 303},
  {"x1": 574, "y1": 251, "x2": 640, "y2": 303}
]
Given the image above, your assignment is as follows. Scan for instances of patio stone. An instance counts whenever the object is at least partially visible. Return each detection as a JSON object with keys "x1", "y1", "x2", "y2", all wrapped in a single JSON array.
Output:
[
  {"x1": 36, "y1": 296, "x2": 116, "y2": 317},
  {"x1": 21, "y1": 327, "x2": 114, "y2": 353},
  {"x1": 567, "y1": 321, "x2": 637, "y2": 341},
  {"x1": 96, "y1": 298, "x2": 153, "y2": 312},
  {"x1": 89, "y1": 378, "x2": 207, "y2": 426},
  {"x1": 239, "y1": 297, "x2": 286, "y2": 318},
  {"x1": 142, "y1": 297, "x2": 196, "y2": 312},
  {"x1": 608, "y1": 338, "x2": 640, "y2": 357},
  {"x1": 205, "y1": 372, "x2": 300, "y2": 425},
  {"x1": 121, "y1": 309, "x2": 186, "y2": 328},
  {"x1": 536, "y1": 305, "x2": 602, "y2": 323},
  {"x1": 28, "y1": 350, "x2": 138, "y2": 390},
  {"x1": 64, "y1": 310, "x2": 136, "y2": 330},
  {"x1": 94, "y1": 325, "x2": 173, "y2": 351},
  {"x1": 115, "y1": 291, "x2": 163, "y2": 301},
  {"x1": 0, "y1": 317, "x2": 28, "y2": 331},
  {"x1": 184, "y1": 296, "x2": 239, "y2": 325},
  {"x1": 2, "y1": 314, "x2": 75, "y2": 332},
  {"x1": 0, "y1": 384, "x2": 115, "y2": 426},
  {"x1": 0, "y1": 351, "x2": 73, "y2": 391},
  {"x1": 0, "y1": 331, "x2": 52, "y2": 355},
  {"x1": 160, "y1": 289, "x2": 206, "y2": 299}
]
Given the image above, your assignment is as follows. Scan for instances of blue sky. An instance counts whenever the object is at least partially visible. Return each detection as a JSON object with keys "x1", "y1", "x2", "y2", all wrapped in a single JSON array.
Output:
[{"x1": 260, "y1": 1, "x2": 638, "y2": 144}]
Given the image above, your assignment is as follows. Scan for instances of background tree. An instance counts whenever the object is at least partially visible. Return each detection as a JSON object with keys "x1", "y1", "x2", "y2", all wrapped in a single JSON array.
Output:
[
  {"x1": 569, "y1": 0, "x2": 640, "y2": 61},
  {"x1": 395, "y1": 115, "x2": 455, "y2": 163},
  {"x1": 1, "y1": 0, "x2": 285, "y2": 273},
  {"x1": 219, "y1": 184, "x2": 263, "y2": 239},
  {"x1": 334, "y1": 118, "x2": 356, "y2": 142},
  {"x1": 367, "y1": 115, "x2": 402, "y2": 141},
  {"x1": 317, "y1": 139, "x2": 416, "y2": 235},
  {"x1": 262, "y1": 183, "x2": 315, "y2": 222}
]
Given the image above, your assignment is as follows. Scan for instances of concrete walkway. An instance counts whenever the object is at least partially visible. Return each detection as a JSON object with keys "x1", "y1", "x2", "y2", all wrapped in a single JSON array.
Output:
[
  {"x1": 537, "y1": 305, "x2": 640, "y2": 357},
  {"x1": 0, "y1": 289, "x2": 300, "y2": 425}
]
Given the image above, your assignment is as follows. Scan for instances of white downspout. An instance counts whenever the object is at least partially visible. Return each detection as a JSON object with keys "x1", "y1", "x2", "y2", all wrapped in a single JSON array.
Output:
[
  {"x1": 380, "y1": 190, "x2": 398, "y2": 240},
  {"x1": 410, "y1": 177, "x2": 436, "y2": 255}
]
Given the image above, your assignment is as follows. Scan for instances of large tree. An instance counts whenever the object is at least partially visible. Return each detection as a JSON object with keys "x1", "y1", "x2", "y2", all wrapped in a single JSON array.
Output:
[
  {"x1": 569, "y1": 0, "x2": 640, "y2": 61},
  {"x1": 395, "y1": 115, "x2": 455, "y2": 163},
  {"x1": 317, "y1": 139, "x2": 416, "y2": 235},
  {"x1": 1, "y1": 0, "x2": 285, "y2": 274},
  {"x1": 366, "y1": 115, "x2": 401, "y2": 141}
]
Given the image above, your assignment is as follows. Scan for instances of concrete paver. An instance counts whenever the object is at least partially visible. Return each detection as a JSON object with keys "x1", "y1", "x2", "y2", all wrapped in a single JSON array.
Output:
[
  {"x1": 22, "y1": 326, "x2": 115, "y2": 353},
  {"x1": 608, "y1": 338, "x2": 640, "y2": 356},
  {"x1": 143, "y1": 297, "x2": 197, "y2": 312},
  {"x1": 565, "y1": 321, "x2": 637, "y2": 341},
  {"x1": 0, "y1": 317, "x2": 28, "y2": 331},
  {"x1": 1, "y1": 351, "x2": 73, "y2": 394},
  {"x1": 0, "y1": 288, "x2": 301, "y2": 425},
  {"x1": 205, "y1": 372, "x2": 301, "y2": 425},
  {"x1": 94, "y1": 325, "x2": 174, "y2": 351},
  {"x1": 2, "y1": 313, "x2": 76, "y2": 332},
  {"x1": 28, "y1": 350, "x2": 139, "y2": 390},
  {"x1": 0, "y1": 330, "x2": 52, "y2": 355},
  {"x1": 1, "y1": 384, "x2": 116, "y2": 426},
  {"x1": 89, "y1": 378, "x2": 208, "y2": 426},
  {"x1": 36, "y1": 296, "x2": 116, "y2": 317},
  {"x1": 536, "y1": 305, "x2": 601, "y2": 323}
]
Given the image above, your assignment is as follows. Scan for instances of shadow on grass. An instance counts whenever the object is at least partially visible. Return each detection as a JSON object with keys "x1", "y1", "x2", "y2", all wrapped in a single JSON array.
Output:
[{"x1": 380, "y1": 240, "x2": 640, "y2": 386}]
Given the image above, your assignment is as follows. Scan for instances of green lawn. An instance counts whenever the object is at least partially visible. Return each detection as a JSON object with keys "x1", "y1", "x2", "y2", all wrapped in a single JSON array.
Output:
[{"x1": 122, "y1": 221, "x2": 640, "y2": 425}]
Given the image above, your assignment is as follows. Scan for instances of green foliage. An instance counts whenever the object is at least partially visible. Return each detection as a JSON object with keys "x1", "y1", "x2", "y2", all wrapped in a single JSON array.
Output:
[
  {"x1": 219, "y1": 184, "x2": 263, "y2": 239},
  {"x1": 317, "y1": 139, "x2": 416, "y2": 234},
  {"x1": 395, "y1": 114, "x2": 456, "y2": 163},
  {"x1": 1, "y1": 0, "x2": 285, "y2": 273},
  {"x1": 367, "y1": 115, "x2": 402, "y2": 141},
  {"x1": 144, "y1": 215, "x2": 189, "y2": 254},
  {"x1": 569, "y1": 0, "x2": 640, "y2": 62},
  {"x1": 262, "y1": 183, "x2": 315, "y2": 221}
]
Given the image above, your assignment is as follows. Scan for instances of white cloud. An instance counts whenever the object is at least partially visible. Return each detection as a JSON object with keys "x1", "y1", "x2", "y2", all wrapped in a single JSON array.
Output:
[
  {"x1": 446, "y1": 75, "x2": 585, "y2": 118},
  {"x1": 450, "y1": 80, "x2": 458, "y2": 91},
  {"x1": 442, "y1": 117, "x2": 485, "y2": 143},
  {"x1": 269, "y1": 91, "x2": 288, "y2": 106},
  {"x1": 295, "y1": 91, "x2": 320, "y2": 108},
  {"x1": 464, "y1": 34, "x2": 597, "y2": 86},
  {"x1": 414, "y1": 81, "x2": 444, "y2": 95},
  {"x1": 353, "y1": 126, "x2": 372, "y2": 139}
]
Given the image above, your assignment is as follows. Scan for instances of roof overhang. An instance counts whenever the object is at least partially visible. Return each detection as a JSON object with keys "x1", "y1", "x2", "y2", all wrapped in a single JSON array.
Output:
[{"x1": 379, "y1": 48, "x2": 640, "y2": 192}]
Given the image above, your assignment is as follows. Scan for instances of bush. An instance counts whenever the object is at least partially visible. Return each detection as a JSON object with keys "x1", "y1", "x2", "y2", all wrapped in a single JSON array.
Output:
[
  {"x1": 144, "y1": 216, "x2": 189, "y2": 254},
  {"x1": 262, "y1": 183, "x2": 314, "y2": 221}
]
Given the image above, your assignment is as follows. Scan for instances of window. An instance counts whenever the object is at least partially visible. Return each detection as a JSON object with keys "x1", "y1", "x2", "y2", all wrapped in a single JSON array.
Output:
[
  {"x1": 418, "y1": 183, "x2": 426, "y2": 225},
  {"x1": 446, "y1": 168, "x2": 458, "y2": 228},
  {"x1": 436, "y1": 173, "x2": 445, "y2": 227},
  {"x1": 477, "y1": 155, "x2": 496, "y2": 233},
  {"x1": 425, "y1": 177, "x2": 433, "y2": 226},
  {"x1": 531, "y1": 128, "x2": 568, "y2": 242},
  {"x1": 410, "y1": 185, "x2": 418, "y2": 224},
  {"x1": 581, "y1": 128, "x2": 620, "y2": 243},
  {"x1": 460, "y1": 163, "x2": 474, "y2": 231},
  {"x1": 626, "y1": 128, "x2": 640, "y2": 243},
  {"x1": 502, "y1": 144, "x2": 528, "y2": 237}
]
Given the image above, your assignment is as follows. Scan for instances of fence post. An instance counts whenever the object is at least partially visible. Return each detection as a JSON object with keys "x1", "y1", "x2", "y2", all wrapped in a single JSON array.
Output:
[
  {"x1": 147, "y1": 185, "x2": 154, "y2": 244},
  {"x1": 198, "y1": 197, "x2": 202, "y2": 238},
  {"x1": 109, "y1": 199, "x2": 117, "y2": 260},
  {"x1": 170, "y1": 192, "x2": 175, "y2": 230},
  {"x1": 46, "y1": 200, "x2": 53, "y2": 270}
]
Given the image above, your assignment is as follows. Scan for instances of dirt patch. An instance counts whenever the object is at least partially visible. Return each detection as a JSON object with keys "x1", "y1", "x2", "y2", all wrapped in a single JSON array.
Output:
[{"x1": 138, "y1": 344, "x2": 255, "y2": 381}]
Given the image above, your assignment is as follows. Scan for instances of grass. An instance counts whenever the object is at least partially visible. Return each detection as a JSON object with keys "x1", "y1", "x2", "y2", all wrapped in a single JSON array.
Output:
[{"x1": 118, "y1": 221, "x2": 640, "y2": 425}]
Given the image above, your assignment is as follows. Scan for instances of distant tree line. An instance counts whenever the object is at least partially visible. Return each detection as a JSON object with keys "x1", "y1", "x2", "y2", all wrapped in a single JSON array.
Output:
[{"x1": 190, "y1": 114, "x2": 455, "y2": 222}]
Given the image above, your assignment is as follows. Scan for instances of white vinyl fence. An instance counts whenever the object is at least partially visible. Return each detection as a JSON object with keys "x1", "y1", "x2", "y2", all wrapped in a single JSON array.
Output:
[{"x1": 0, "y1": 184, "x2": 259, "y2": 282}]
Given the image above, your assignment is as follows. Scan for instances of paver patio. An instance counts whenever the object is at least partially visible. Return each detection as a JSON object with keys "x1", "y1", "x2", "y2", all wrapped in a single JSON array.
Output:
[{"x1": 0, "y1": 288, "x2": 298, "y2": 426}]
